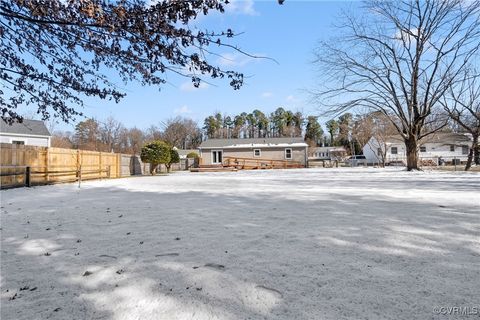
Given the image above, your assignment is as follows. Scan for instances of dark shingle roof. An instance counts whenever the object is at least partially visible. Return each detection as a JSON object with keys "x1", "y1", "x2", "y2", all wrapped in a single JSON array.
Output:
[
  {"x1": 199, "y1": 137, "x2": 307, "y2": 149},
  {"x1": 0, "y1": 119, "x2": 51, "y2": 136}
]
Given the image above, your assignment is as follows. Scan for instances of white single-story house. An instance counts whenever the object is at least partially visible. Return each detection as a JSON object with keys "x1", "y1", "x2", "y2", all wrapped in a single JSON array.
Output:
[
  {"x1": 309, "y1": 146, "x2": 348, "y2": 161},
  {"x1": 363, "y1": 133, "x2": 472, "y2": 165},
  {"x1": 0, "y1": 119, "x2": 51, "y2": 147},
  {"x1": 198, "y1": 137, "x2": 308, "y2": 167}
]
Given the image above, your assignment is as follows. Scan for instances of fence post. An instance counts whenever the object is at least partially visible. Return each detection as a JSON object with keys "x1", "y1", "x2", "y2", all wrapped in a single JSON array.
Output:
[
  {"x1": 78, "y1": 165, "x2": 82, "y2": 188},
  {"x1": 45, "y1": 147, "x2": 50, "y2": 183},
  {"x1": 107, "y1": 165, "x2": 111, "y2": 179},
  {"x1": 25, "y1": 166, "x2": 31, "y2": 187},
  {"x1": 99, "y1": 152, "x2": 102, "y2": 179}
]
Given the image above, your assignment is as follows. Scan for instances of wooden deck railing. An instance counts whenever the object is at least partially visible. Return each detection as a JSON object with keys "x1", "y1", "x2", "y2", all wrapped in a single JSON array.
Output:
[{"x1": 222, "y1": 156, "x2": 303, "y2": 170}]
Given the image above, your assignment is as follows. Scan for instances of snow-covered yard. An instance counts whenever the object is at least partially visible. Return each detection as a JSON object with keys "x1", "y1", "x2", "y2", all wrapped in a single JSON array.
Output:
[{"x1": 1, "y1": 168, "x2": 479, "y2": 320}]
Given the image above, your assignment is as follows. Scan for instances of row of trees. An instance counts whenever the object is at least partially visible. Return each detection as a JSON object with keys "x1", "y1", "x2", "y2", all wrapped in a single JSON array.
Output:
[
  {"x1": 202, "y1": 108, "x2": 331, "y2": 150},
  {"x1": 51, "y1": 109, "x2": 328, "y2": 153},
  {"x1": 51, "y1": 116, "x2": 203, "y2": 154},
  {"x1": 203, "y1": 108, "x2": 305, "y2": 139}
]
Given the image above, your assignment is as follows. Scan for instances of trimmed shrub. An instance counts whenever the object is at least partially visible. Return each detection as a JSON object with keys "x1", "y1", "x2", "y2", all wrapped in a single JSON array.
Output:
[{"x1": 140, "y1": 141, "x2": 171, "y2": 175}]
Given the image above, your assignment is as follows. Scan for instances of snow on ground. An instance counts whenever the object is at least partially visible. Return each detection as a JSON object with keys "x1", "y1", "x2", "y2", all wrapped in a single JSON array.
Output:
[{"x1": 1, "y1": 168, "x2": 479, "y2": 320}]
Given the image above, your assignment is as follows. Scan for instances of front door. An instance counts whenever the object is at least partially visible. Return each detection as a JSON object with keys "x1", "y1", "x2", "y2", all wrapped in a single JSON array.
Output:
[{"x1": 212, "y1": 150, "x2": 223, "y2": 164}]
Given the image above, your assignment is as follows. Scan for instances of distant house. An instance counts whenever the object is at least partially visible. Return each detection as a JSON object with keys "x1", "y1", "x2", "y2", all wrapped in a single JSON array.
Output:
[
  {"x1": 363, "y1": 133, "x2": 472, "y2": 165},
  {"x1": 198, "y1": 137, "x2": 308, "y2": 167},
  {"x1": 309, "y1": 146, "x2": 348, "y2": 161},
  {"x1": 0, "y1": 119, "x2": 51, "y2": 147}
]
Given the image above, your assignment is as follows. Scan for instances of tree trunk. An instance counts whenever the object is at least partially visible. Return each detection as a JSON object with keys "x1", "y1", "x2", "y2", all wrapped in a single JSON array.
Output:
[
  {"x1": 465, "y1": 147, "x2": 474, "y2": 171},
  {"x1": 150, "y1": 164, "x2": 158, "y2": 175},
  {"x1": 466, "y1": 134, "x2": 479, "y2": 170},
  {"x1": 405, "y1": 136, "x2": 420, "y2": 171},
  {"x1": 474, "y1": 135, "x2": 480, "y2": 165}
]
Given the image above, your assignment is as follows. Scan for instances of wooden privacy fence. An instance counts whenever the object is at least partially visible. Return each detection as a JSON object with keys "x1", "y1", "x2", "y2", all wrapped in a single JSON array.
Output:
[{"x1": 0, "y1": 143, "x2": 152, "y2": 189}]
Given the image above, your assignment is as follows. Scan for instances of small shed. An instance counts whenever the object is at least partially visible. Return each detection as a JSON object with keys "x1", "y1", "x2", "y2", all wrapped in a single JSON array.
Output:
[{"x1": 0, "y1": 120, "x2": 51, "y2": 147}]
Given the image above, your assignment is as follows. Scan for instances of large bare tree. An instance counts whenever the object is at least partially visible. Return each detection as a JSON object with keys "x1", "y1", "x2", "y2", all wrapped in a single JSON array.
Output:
[
  {"x1": 440, "y1": 69, "x2": 480, "y2": 170},
  {"x1": 161, "y1": 116, "x2": 202, "y2": 149},
  {"x1": 313, "y1": 0, "x2": 480, "y2": 170}
]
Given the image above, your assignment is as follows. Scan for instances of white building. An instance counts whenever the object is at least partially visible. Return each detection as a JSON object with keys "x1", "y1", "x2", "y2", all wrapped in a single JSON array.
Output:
[
  {"x1": 0, "y1": 119, "x2": 51, "y2": 147},
  {"x1": 363, "y1": 133, "x2": 472, "y2": 165}
]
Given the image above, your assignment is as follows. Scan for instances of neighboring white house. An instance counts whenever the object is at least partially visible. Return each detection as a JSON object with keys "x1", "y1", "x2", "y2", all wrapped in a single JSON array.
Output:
[
  {"x1": 363, "y1": 133, "x2": 472, "y2": 165},
  {"x1": 0, "y1": 119, "x2": 51, "y2": 147}
]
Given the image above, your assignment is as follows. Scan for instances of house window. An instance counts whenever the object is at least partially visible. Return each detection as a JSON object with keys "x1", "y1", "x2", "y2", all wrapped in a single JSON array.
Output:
[
  {"x1": 391, "y1": 147, "x2": 398, "y2": 155},
  {"x1": 12, "y1": 140, "x2": 25, "y2": 145},
  {"x1": 462, "y1": 145, "x2": 469, "y2": 155},
  {"x1": 253, "y1": 149, "x2": 261, "y2": 157},
  {"x1": 420, "y1": 146, "x2": 427, "y2": 152},
  {"x1": 450, "y1": 145, "x2": 455, "y2": 152},
  {"x1": 211, "y1": 150, "x2": 223, "y2": 164},
  {"x1": 285, "y1": 148, "x2": 292, "y2": 160}
]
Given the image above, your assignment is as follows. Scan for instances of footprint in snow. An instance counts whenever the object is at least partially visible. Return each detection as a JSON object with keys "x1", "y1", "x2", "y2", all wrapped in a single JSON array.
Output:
[
  {"x1": 155, "y1": 253, "x2": 179, "y2": 257},
  {"x1": 255, "y1": 285, "x2": 283, "y2": 298},
  {"x1": 99, "y1": 254, "x2": 117, "y2": 259},
  {"x1": 204, "y1": 263, "x2": 225, "y2": 271}
]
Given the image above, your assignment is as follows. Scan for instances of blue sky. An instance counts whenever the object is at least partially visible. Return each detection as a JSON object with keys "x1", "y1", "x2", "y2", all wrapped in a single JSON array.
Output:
[{"x1": 51, "y1": 0, "x2": 358, "y2": 132}]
